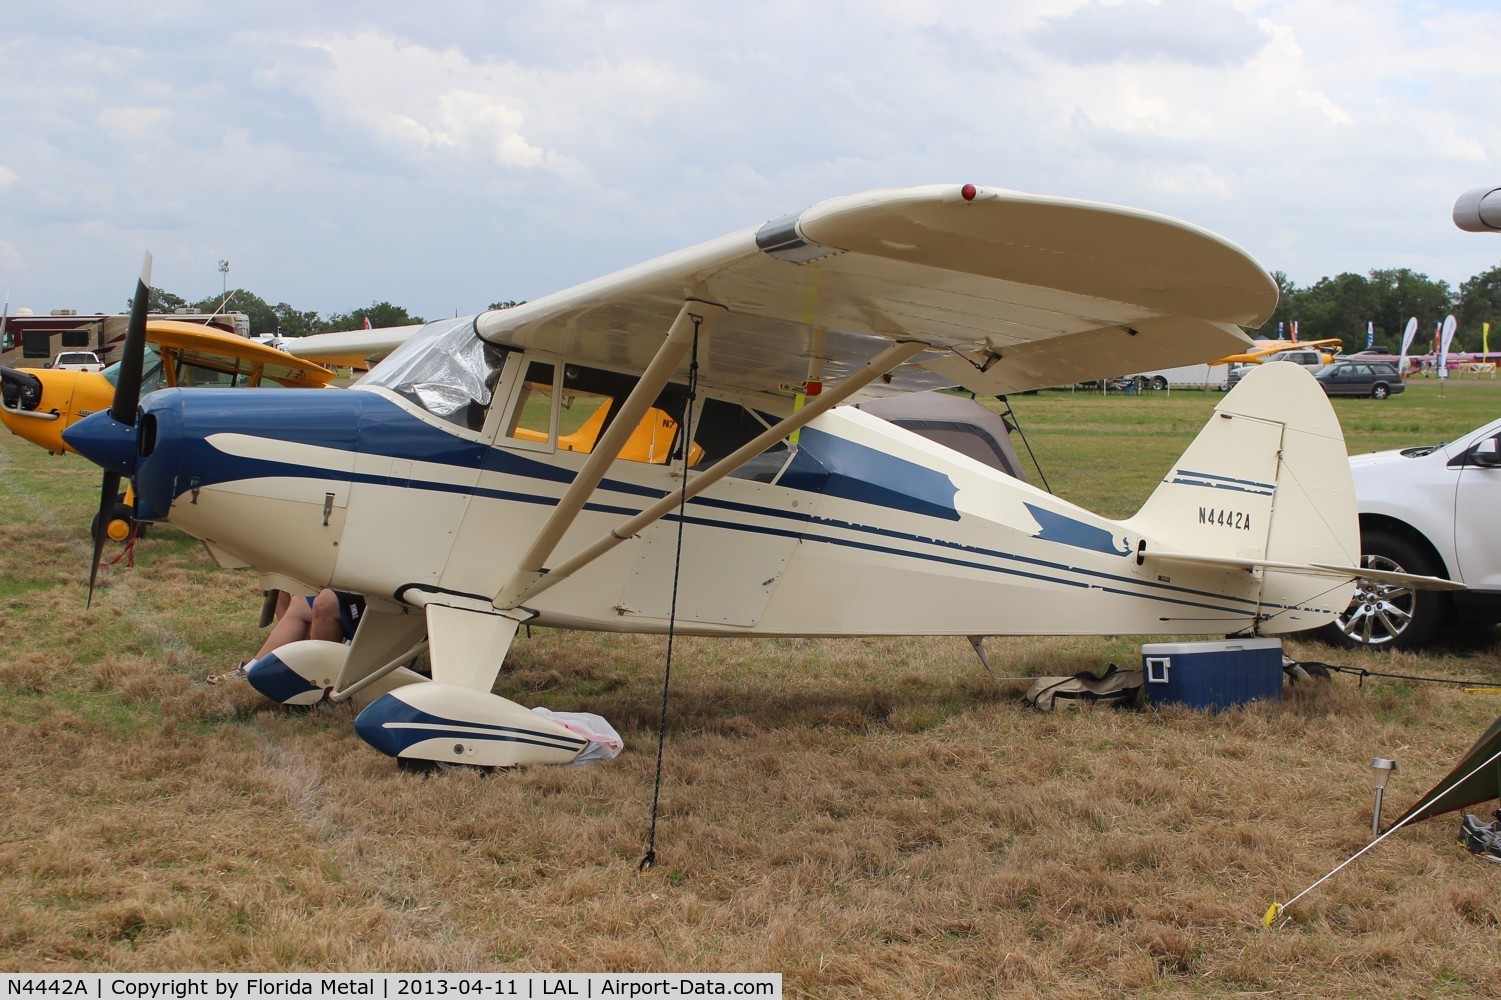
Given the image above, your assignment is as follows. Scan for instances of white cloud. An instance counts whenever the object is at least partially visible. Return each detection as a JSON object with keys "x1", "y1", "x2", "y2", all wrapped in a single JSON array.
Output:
[
  {"x1": 254, "y1": 29, "x2": 665, "y2": 179},
  {"x1": 96, "y1": 105, "x2": 172, "y2": 138},
  {"x1": 1033, "y1": 0, "x2": 1273, "y2": 66},
  {"x1": 1, "y1": 1, "x2": 1500, "y2": 317}
]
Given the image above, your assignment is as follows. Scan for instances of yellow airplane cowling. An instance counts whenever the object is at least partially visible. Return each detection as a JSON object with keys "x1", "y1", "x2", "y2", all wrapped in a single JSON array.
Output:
[{"x1": 0, "y1": 367, "x2": 114, "y2": 454}]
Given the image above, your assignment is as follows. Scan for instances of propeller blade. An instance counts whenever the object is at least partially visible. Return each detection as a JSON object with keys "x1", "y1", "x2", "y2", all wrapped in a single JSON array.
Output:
[
  {"x1": 87, "y1": 470, "x2": 122, "y2": 608},
  {"x1": 110, "y1": 251, "x2": 152, "y2": 426},
  {"x1": 88, "y1": 252, "x2": 150, "y2": 608}
]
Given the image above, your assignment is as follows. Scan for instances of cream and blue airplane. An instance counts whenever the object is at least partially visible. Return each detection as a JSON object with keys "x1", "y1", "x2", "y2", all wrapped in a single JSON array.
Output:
[{"x1": 64, "y1": 184, "x2": 1458, "y2": 767}]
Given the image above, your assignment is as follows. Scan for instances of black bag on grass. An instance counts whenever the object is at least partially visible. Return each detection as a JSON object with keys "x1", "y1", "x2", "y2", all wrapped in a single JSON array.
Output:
[{"x1": 1023, "y1": 665, "x2": 1142, "y2": 711}]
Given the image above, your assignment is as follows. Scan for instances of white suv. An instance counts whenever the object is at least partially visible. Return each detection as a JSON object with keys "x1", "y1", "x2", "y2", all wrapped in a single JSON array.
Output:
[
  {"x1": 51, "y1": 351, "x2": 105, "y2": 373},
  {"x1": 1316, "y1": 417, "x2": 1501, "y2": 649}
]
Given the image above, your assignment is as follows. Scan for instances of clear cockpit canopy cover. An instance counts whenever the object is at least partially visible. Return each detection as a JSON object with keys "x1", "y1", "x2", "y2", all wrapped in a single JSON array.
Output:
[
  {"x1": 359, "y1": 316, "x2": 506, "y2": 424},
  {"x1": 103, "y1": 348, "x2": 167, "y2": 394}
]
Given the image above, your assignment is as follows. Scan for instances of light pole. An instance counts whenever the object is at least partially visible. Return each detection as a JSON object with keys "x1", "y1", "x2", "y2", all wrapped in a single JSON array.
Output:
[{"x1": 218, "y1": 260, "x2": 230, "y2": 299}]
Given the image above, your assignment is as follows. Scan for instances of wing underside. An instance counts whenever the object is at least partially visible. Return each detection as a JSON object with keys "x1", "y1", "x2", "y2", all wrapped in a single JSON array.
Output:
[{"x1": 295, "y1": 184, "x2": 1278, "y2": 399}]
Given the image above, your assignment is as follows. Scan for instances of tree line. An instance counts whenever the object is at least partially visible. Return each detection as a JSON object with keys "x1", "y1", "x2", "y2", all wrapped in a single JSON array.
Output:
[
  {"x1": 1257, "y1": 263, "x2": 1501, "y2": 353},
  {"x1": 141, "y1": 288, "x2": 527, "y2": 337}
]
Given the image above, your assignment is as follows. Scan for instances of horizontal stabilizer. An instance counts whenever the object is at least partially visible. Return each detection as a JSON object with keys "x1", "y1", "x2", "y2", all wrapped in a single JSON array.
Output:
[{"x1": 1141, "y1": 549, "x2": 1466, "y2": 591}]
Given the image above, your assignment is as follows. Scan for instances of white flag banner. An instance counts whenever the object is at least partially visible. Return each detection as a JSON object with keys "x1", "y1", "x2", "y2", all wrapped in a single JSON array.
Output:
[
  {"x1": 1439, "y1": 314, "x2": 1458, "y2": 378},
  {"x1": 1398, "y1": 316, "x2": 1419, "y2": 375}
]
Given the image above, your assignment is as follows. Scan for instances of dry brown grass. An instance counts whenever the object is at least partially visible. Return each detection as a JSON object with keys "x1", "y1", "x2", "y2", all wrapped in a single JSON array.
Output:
[{"x1": 4, "y1": 396, "x2": 1501, "y2": 995}]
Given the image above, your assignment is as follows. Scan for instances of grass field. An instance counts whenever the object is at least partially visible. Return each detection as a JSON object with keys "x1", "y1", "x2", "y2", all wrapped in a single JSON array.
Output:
[{"x1": 2, "y1": 378, "x2": 1500, "y2": 994}]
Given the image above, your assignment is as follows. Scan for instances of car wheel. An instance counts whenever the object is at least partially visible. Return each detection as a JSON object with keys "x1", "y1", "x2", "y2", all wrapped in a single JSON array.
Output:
[
  {"x1": 1372, "y1": 383, "x2": 1390, "y2": 399},
  {"x1": 1150, "y1": 375, "x2": 1168, "y2": 391},
  {"x1": 1316, "y1": 528, "x2": 1446, "y2": 650}
]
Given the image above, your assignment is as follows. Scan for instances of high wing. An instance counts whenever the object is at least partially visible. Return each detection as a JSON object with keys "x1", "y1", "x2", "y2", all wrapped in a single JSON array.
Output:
[
  {"x1": 286, "y1": 184, "x2": 1277, "y2": 397},
  {"x1": 285, "y1": 324, "x2": 424, "y2": 371},
  {"x1": 144, "y1": 321, "x2": 337, "y2": 388},
  {"x1": 474, "y1": 183, "x2": 1276, "y2": 400}
]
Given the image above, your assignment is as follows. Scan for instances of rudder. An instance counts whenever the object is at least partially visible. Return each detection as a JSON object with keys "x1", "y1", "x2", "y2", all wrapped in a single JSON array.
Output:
[{"x1": 1125, "y1": 362, "x2": 1359, "y2": 570}]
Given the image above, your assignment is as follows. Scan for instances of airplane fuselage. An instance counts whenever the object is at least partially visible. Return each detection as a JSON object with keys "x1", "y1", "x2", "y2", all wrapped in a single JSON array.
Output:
[{"x1": 121, "y1": 356, "x2": 1333, "y2": 642}]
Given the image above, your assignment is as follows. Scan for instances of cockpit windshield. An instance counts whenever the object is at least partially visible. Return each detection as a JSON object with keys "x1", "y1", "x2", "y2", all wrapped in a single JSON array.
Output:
[
  {"x1": 357, "y1": 316, "x2": 507, "y2": 429},
  {"x1": 102, "y1": 348, "x2": 168, "y2": 394}
]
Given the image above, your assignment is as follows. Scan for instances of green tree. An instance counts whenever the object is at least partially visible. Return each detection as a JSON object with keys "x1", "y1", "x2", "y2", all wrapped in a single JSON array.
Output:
[
  {"x1": 1278, "y1": 272, "x2": 1370, "y2": 350},
  {"x1": 191, "y1": 290, "x2": 280, "y2": 335},
  {"x1": 1251, "y1": 268, "x2": 1457, "y2": 352},
  {"x1": 272, "y1": 303, "x2": 323, "y2": 338},
  {"x1": 1250, "y1": 271, "x2": 1302, "y2": 341},
  {"x1": 323, "y1": 301, "x2": 425, "y2": 331},
  {"x1": 1458, "y1": 265, "x2": 1501, "y2": 353},
  {"x1": 1367, "y1": 268, "x2": 1455, "y2": 351},
  {"x1": 139, "y1": 288, "x2": 188, "y2": 313}
]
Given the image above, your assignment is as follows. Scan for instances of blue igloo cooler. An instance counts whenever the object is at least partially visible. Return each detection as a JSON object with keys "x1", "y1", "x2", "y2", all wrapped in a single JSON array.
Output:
[{"x1": 1141, "y1": 638, "x2": 1283, "y2": 711}]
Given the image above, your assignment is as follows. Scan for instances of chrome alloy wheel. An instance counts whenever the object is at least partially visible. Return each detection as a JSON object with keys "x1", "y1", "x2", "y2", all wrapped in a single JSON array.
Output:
[{"x1": 1333, "y1": 554, "x2": 1415, "y2": 647}]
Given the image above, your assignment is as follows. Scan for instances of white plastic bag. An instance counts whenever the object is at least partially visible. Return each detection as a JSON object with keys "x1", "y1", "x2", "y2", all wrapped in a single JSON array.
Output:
[{"x1": 531, "y1": 707, "x2": 625, "y2": 765}]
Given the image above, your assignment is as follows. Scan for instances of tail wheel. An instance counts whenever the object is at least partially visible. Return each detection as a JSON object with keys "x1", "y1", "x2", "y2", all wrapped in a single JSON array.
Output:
[{"x1": 1316, "y1": 528, "x2": 1446, "y2": 650}]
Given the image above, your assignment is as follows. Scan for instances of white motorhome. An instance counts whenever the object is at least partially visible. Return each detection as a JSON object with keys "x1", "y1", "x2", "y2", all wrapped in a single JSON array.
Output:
[{"x1": 1130, "y1": 362, "x2": 1230, "y2": 391}]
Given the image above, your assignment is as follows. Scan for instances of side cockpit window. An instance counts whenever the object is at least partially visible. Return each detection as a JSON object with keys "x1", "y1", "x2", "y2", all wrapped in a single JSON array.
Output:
[
  {"x1": 503, "y1": 360, "x2": 695, "y2": 464},
  {"x1": 361, "y1": 316, "x2": 506, "y2": 430},
  {"x1": 695, "y1": 398, "x2": 788, "y2": 481},
  {"x1": 492, "y1": 354, "x2": 789, "y2": 475}
]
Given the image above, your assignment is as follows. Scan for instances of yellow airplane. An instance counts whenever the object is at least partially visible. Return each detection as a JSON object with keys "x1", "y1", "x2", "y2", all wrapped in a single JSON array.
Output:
[
  {"x1": 1214, "y1": 337, "x2": 1343, "y2": 366},
  {"x1": 2, "y1": 319, "x2": 334, "y2": 538}
]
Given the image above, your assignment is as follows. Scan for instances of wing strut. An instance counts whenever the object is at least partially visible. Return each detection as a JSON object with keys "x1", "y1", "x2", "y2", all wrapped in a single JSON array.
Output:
[
  {"x1": 495, "y1": 300, "x2": 725, "y2": 607},
  {"x1": 495, "y1": 339, "x2": 930, "y2": 610}
]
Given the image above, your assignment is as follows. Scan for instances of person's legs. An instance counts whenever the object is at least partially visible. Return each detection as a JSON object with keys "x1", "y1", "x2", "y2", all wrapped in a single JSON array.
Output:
[
  {"x1": 255, "y1": 595, "x2": 316, "y2": 659},
  {"x1": 308, "y1": 589, "x2": 348, "y2": 643}
]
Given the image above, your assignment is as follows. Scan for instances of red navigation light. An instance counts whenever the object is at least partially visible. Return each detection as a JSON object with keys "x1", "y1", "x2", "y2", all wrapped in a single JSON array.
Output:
[{"x1": 960, "y1": 183, "x2": 977, "y2": 202}]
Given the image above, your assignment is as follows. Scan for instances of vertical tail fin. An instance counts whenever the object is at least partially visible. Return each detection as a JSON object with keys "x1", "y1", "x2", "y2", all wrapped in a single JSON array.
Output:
[{"x1": 1125, "y1": 362, "x2": 1359, "y2": 571}]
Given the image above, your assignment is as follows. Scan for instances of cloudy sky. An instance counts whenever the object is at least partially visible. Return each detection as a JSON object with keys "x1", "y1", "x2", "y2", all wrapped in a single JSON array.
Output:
[{"x1": 2, "y1": 0, "x2": 1498, "y2": 321}]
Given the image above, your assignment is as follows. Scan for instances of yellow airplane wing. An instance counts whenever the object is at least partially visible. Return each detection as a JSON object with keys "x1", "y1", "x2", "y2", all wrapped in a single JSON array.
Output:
[
  {"x1": 146, "y1": 321, "x2": 336, "y2": 388},
  {"x1": 1215, "y1": 338, "x2": 1343, "y2": 365}
]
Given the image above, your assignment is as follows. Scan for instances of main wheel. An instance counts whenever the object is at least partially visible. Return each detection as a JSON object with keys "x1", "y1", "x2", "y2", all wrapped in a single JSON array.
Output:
[
  {"x1": 1316, "y1": 528, "x2": 1446, "y2": 650},
  {"x1": 1372, "y1": 383, "x2": 1391, "y2": 399}
]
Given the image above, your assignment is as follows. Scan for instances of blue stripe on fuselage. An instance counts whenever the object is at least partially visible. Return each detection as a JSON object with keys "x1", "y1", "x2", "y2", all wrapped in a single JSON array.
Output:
[{"x1": 139, "y1": 388, "x2": 1292, "y2": 618}]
